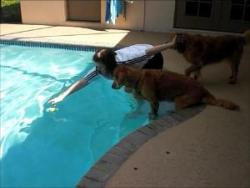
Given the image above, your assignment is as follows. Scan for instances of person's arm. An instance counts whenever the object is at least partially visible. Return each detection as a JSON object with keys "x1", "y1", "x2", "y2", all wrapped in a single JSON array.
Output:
[
  {"x1": 146, "y1": 35, "x2": 177, "y2": 56},
  {"x1": 48, "y1": 78, "x2": 88, "y2": 104},
  {"x1": 48, "y1": 69, "x2": 98, "y2": 104}
]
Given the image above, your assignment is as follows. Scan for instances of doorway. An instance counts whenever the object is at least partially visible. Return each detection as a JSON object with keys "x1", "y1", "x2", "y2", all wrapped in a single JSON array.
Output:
[
  {"x1": 67, "y1": 0, "x2": 101, "y2": 22},
  {"x1": 175, "y1": 0, "x2": 250, "y2": 32}
]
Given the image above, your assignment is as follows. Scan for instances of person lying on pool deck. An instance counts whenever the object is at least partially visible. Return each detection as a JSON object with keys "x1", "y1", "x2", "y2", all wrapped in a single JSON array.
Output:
[{"x1": 48, "y1": 39, "x2": 176, "y2": 105}]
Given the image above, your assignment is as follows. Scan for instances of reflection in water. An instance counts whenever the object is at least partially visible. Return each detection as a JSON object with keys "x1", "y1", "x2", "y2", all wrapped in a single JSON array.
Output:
[
  {"x1": 0, "y1": 44, "x2": 94, "y2": 158},
  {"x1": 0, "y1": 44, "x2": 174, "y2": 187}
]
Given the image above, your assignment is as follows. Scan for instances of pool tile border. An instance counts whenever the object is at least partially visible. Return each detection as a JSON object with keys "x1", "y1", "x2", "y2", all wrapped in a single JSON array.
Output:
[
  {"x1": 0, "y1": 39, "x2": 102, "y2": 52},
  {"x1": 77, "y1": 105, "x2": 204, "y2": 188}
]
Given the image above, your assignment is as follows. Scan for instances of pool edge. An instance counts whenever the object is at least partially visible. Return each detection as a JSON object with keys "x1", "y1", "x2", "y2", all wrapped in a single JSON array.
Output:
[
  {"x1": 0, "y1": 38, "x2": 103, "y2": 51},
  {"x1": 77, "y1": 105, "x2": 205, "y2": 188},
  {"x1": 1, "y1": 38, "x2": 204, "y2": 188},
  {"x1": 0, "y1": 38, "x2": 126, "y2": 51}
]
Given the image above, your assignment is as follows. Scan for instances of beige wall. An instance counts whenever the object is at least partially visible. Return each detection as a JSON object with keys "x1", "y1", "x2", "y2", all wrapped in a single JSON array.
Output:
[
  {"x1": 145, "y1": 1, "x2": 175, "y2": 32},
  {"x1": 67, "y1": 0, "x2": 101, "y2": 21},
  {"x1": 20, "y1": 0, "x2": 175, "y2": 32},
  {"x1": 21, "y1": 0, "x2": 66, "y2": 25}
]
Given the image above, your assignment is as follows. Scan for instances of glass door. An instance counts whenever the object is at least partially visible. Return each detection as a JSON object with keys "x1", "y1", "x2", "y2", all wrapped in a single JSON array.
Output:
[
  {"x1": 175, "y1": 0, "x2": 250, "y2": 32},
  {"x1": 219, "y1": 0, "x2": 250, "y2": 32},
  {"x1": 175, "y1": 0, "x2": 221, "y2": 30}
]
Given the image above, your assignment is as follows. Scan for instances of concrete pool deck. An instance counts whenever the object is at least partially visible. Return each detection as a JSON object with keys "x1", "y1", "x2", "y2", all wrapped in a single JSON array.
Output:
[{"x1": 1, "y1": 24, "x2": 250, "y2": 188}]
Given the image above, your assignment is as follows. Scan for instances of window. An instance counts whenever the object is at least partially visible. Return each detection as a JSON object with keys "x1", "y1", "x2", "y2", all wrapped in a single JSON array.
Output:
[
  {"x1": 230, "y1": 0, "x2": 250, "y2": 21},
  {"x1": 185, "y1": 0, "x2": 212, "y2": 17}
]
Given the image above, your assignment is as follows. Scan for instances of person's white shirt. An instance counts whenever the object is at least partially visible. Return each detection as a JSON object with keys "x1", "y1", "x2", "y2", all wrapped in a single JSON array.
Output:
[
  {"x1": 83, "y1": 44, "x2": 153, "y2": 82},
  {"x1": 115, "y1": 44, "x2": 153, "y2": 68}
]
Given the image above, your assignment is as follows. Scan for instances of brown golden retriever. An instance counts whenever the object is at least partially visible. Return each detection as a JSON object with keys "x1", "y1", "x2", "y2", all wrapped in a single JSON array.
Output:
[
  {"x1": 169, "y1": 30, "x2": 250, "y2": 84},
  {"x1": 112, "y1": 65, "x2": 239, "y2": 118}
]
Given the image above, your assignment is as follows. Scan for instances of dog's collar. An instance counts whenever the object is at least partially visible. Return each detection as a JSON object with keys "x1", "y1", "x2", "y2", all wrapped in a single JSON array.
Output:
[{"x1": 134, "y1": 77, "x2": 142, "y2": 96}]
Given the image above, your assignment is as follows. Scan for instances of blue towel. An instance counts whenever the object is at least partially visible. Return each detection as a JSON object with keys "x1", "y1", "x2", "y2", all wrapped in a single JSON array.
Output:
[{"x1": 105, "y1": 0, "x2": 124, "y2": 24}]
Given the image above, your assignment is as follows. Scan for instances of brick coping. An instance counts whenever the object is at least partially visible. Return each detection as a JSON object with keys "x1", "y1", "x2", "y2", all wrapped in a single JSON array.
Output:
[{"x1": 77, "y1": 106, "x2": 204, "y2": 188}]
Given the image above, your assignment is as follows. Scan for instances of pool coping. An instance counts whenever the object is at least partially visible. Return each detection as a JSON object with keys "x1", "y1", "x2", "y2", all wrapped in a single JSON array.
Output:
[
  {"x1": 77, "y1": 105, "x2": 204, "y2": 188},
  {"x1": 0, "y1": 38, "x2": 104, "y2": 51},
  {"x1": 0, "y1": 38, "x2": 205, "y2": 188},
  {"x1": 0, "y1": 37, "x2": 128, "y2": 51}
]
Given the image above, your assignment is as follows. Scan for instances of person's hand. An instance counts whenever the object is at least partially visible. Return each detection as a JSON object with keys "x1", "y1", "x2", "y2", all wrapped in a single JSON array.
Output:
[{"x1": 48, "y1": 95, "x2": 64, "y2": 105}]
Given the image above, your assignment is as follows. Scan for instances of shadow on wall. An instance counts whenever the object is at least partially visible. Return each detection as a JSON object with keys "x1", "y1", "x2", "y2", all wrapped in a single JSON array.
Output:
[{"x1": 1, "y1": 2, "x2": 21, "y2": 23}]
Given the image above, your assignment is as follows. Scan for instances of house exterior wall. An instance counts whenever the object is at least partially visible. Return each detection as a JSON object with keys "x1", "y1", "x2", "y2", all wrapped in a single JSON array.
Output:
[
  {"x1": 145, "y1": 1, "x2": 175, "y2": 32},
  {"x1": 67, "y1": 0, "x2": 101, "y2": 21},
  {"x1": 20, "y1": 0, "x2": 175, "y2": 32},
  {"x1": 20, "y1": 0, "x2": 67, "y2": 24}
]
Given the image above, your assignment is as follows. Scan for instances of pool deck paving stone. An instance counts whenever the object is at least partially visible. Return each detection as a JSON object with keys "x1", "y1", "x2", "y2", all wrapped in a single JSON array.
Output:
[
  {"x1": 1, "y1": 24, "x2": 250, "y2": 188},
  {"x1": 77, "y1": 106, "x2": 204, "y2": 188}
]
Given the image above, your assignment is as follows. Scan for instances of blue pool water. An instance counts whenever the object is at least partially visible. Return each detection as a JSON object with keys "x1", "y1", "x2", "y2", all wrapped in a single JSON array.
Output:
[{"x1": 0, "y1": 42, "x2": 173, "y2": 187}]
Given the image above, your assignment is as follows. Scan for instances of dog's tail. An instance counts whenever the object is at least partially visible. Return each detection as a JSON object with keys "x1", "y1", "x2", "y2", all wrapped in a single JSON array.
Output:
[
  {"x1": 202, "y1": 92, "x2": 240, "y2": 111},
  {"x1": 243, "y1": 30, "x2": 250, "y2": 44}
]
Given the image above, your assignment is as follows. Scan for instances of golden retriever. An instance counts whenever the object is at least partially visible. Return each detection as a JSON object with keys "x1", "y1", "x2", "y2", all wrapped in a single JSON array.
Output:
[
  {"x1": 168, "y1": 30, "x2": 250, "y2": 84},
  {"x1": 112, "y1": 65, "x2": 239, "y2": 118}
]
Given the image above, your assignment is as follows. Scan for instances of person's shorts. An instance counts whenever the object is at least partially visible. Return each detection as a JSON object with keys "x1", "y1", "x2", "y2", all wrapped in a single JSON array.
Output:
[{"x1": 142, "y1": 52, "x2": 163, "y2": 69}]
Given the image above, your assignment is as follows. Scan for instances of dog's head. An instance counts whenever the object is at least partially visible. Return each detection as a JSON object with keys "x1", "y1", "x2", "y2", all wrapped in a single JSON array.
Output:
[
  {"x1": 112, "y1": 65, "x2": 139, "y2": 90},
  {"x1": 112, "y1": 65, "x2": 128, "y2": 89}
]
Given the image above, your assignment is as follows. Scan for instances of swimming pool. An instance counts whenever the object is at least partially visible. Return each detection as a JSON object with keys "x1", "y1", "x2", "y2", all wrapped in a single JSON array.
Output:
[{"x1": 0, "y1": 41, "x2": 173, "y2": 187}]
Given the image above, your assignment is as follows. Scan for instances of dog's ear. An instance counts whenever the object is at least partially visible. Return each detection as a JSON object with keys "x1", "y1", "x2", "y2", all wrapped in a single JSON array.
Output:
[
  {"x1": 113, "y1": 66, "x2": 127, "y2": 87},
  {"x1": 116, "y1": 65, "x2": 128, "y2": 75},
  {"x1": 176, "y1": 33, "x2": 187, "y2": 53}
]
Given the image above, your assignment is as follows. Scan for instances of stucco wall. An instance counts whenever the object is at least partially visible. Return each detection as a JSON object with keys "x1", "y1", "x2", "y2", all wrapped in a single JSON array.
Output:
[
  {"x1": 67, "y1": 0, "x2": 101, "y2": 21},
  {"x1": 20, "y1": 0, "x2": 66, "y2": 24},
  {"x1": 145, "y1": 1, "x2": 175, "y2": 32},
  {"x1": 20, "y1": 0, "x2": 175, "y2": 32}
]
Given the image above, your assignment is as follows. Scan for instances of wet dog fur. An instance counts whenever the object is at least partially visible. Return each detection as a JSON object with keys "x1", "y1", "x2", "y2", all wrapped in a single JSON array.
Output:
[{"x1": 112, "y1": 65, "x2": 239, "y2": 119}]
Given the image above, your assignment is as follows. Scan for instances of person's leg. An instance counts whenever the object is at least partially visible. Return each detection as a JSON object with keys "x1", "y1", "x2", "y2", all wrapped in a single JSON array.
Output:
[{"x1": 142, "y1": 53, "x2": 163, "y2": 69}]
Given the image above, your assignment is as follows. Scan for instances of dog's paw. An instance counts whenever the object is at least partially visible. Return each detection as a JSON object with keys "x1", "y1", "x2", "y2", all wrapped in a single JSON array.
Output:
[
  {"x1": 126, "y1": 110, "x2": 143, "y2": 118},
  {"x1": 124, "y1": 87, "x2": 133, "y2": 93},
  {"x1": 228, "y1": 75, "x2": 237, "y2": 84},
  {"x1": 228, "y1": 79, "x2": 237, "y2": 84},
  {"x1": 148, "y1": 113, "x2": 158, "y2": 120},
  {"x1": 185, "y1": 70, "x2": 191, "y2": 77},
  {"x1": 193, "y1": 74, "x2": 198, "y2": 80}
]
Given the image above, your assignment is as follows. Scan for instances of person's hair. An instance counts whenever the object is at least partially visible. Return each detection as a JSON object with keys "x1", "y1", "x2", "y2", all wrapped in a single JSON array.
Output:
[{"x1": 93, "y1": 48, "x2": 117, "y2": 75}]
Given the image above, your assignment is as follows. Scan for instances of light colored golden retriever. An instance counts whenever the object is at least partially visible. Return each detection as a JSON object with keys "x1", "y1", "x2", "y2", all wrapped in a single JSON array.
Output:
[{"x1": 112, "y1": 65, "x2": 239, "y2": 118}]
